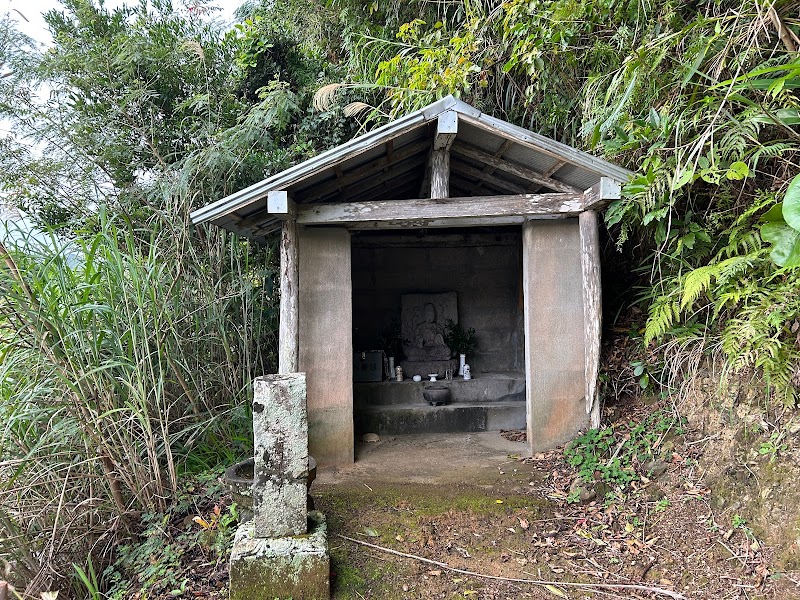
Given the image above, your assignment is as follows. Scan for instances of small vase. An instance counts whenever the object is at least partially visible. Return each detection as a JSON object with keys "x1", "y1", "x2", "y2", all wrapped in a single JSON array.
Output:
[
  {"x1": 458, "y1": 354, "x2": 466, "y2": 376},
  {"x1": 388, "y1": 356, "x2": 395, "y2": 380}
]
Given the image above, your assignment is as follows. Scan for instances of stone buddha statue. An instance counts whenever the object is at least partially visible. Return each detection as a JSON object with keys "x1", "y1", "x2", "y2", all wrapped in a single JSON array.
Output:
[
  {"x1": 400, "y1": 293, "x2": 458, "y2": 377},
  {"x1": 404, "y1": 303, "x2": 451, "y2": 361}
]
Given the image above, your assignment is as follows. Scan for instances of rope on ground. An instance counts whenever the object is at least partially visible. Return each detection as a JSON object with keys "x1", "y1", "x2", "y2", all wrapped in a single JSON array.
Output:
[{"x1": 337, "y1": 533, "x2": 686, "y2": 599}]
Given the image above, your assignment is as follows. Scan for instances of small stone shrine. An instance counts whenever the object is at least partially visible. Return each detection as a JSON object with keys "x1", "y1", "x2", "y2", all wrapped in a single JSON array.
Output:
[
  {"x1": 191, "y1": 95, "x2": 634, "y2": 463},
  {"x1": 229, "y1": 373, "x2": 330, "y2": 600},
  {"x1": 400, "y1": 292, "x2": 458, "y2": 378}
]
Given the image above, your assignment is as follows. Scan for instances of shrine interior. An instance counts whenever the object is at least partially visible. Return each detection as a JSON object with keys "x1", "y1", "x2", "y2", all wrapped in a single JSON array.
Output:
[{"x1": 350, "y1": 226, "x2": 528, "y2": 436}]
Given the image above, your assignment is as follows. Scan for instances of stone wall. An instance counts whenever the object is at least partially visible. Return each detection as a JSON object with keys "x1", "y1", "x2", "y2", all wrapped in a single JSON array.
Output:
[{"x1": 351, "y1": 229, "x2": 524, "y2": 374}]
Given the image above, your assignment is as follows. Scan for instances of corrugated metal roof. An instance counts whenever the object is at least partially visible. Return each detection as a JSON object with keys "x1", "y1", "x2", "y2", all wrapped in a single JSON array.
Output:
[{"x1": 190, "y1": 96, "x2": 632, "y2": 241}]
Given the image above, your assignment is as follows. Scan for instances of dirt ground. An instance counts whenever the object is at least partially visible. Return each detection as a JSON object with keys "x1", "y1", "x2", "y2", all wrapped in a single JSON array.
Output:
[
  {"x1": 313, "y1": 428, "x2": 800, "y2": 599},
  {"x1": 105, "y1": 395, "x2": 800, "y2": 600}
]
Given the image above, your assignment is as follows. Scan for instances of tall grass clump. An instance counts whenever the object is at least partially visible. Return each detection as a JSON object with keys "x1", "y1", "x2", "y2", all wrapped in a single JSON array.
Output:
[{"x1": 0, "y1": 207, "x2": 276, "y2": 596}]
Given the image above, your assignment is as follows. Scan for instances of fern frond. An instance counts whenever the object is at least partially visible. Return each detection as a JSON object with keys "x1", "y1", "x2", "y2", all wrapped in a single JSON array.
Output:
[
  {"x1": 680, "y1": 265, "x2": 715, "y2": 311},
  {"x1": 644, "y1": 295, "x2": 680, "y2": 345}
]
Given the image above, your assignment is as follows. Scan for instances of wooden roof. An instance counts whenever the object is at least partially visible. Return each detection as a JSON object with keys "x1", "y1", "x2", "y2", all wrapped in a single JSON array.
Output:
[{"x1": 190, "y1": 96, "x2": 633, "y2": 241}]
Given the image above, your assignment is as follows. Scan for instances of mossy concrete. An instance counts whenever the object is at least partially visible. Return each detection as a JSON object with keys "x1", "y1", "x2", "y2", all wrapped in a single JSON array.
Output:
[{"x1": 229, "y1": 511, "x2": 330, "y2": 600}]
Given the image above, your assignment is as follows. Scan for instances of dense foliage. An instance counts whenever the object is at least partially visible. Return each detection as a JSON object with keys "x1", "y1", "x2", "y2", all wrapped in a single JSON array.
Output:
[
  {"x1": 322, "y1": 0, "x2": 800, "y2": 404},
  {"x1": 0, "y1": 0, "x2": 798, "y2": 597}
]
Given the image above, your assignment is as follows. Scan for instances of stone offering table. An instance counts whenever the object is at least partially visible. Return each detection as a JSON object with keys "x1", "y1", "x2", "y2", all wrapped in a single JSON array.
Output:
[{"x1": 229, "y1": 373, "x2": 330, "y2": 600}]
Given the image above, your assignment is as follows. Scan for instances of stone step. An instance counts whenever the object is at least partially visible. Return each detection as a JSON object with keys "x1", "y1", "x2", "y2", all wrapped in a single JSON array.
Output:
[
  {"x1": 354, "y1": 373, "x2": 525, "y2": 407},
  {"x1": 354, "y1": 400, "x2": 526, "y2": 435}
]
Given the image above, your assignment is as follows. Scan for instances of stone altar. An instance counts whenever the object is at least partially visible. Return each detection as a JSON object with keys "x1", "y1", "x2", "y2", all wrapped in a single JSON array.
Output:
[{"x1": 400, "y1": 293, "x2": 458, "y2": 378}]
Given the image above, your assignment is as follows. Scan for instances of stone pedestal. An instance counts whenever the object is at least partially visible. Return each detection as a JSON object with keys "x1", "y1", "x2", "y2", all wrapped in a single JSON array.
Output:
[
  {"x1": 233, "y1": 373, "x2": 331, "y2": 599},
  {"x1": 229, "y1": 511, "x2": 330, "y2": 600}
]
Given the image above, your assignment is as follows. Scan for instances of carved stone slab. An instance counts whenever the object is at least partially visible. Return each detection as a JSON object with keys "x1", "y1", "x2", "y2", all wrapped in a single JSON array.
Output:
[{"x1": 401, "y1": 293, "x2": 457, "y2": 361}]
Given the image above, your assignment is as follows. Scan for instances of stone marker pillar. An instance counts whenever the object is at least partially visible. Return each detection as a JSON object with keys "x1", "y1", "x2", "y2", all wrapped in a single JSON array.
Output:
[
  {"x1": 253, "y1": 373, "x2": 308, "y2": 538},
  {"x1": 229, "y1": 373, "x2": 330, "y2": 600}
]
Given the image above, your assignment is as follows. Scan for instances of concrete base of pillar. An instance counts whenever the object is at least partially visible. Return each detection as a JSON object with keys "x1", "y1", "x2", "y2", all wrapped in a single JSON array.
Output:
[{"x1": 229, "y1": 511, "x2": 330, "y2": 600}]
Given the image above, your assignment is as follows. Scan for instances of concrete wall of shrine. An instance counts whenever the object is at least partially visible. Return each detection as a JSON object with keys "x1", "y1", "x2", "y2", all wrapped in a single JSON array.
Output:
[
  {"x1": 522, "y1": 218, "x2": 589, "y2": 450},
  {"x1": 298, "y1": 227, "x2": 354, "y2": 465}
]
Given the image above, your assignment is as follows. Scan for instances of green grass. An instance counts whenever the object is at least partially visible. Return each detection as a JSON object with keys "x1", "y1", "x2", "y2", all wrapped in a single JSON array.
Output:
[{"x1": 0, "y1": 210, "x2": 276, "y2": 595}]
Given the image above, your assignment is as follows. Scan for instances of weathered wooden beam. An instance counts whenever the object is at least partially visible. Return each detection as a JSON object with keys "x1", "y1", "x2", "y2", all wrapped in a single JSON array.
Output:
[
  {"x1": 298, "y1": 192, "x2": 582, "y2": 228},
  {"x1": 326, "y1": 216, "x2": 532, "y2": 230},
  {"x1": 471, "y1": 139, "x2": 514, "y2": 195},
  {"x1": 430, "y1": 111, "x2": 458, "y2": 199},
  {"x1": 542, "y1": 159, "x2": 567, "y2": 178},
  {"x1": 451, "y1": 160, "x2": 528, "y2": 195},
  {"x1": 451, "y1": 143, "x2": 581, "y2": 194},
  {"x1": 278, "y1": 216, "x2": 299, "y2": 374},
  {"x1": 529, "y1": 159, "x2": 568, "y2": 193},
  {"x1": 301, "y1": 139, "x2": 429, "y2": 202},
  {"x1": 582, "y1": 177, "x2": 622, "y2": 210},
  {"x1": 579, "y1": 211, "x2": 602, "y2": 429}
]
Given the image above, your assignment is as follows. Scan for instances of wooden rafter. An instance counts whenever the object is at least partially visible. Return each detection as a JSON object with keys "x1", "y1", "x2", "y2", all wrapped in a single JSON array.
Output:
[
  {"x1": 348, "y1": 169, "x2": 424, "y2": 204},
  {"x1": 339, "y1": 155, "x2": 427, "y2": 202},
  {"x1": 529, "y1": 159, "x2": 568, "y2": 193},
  {"x1": 451, "y1": 142, "x2": 581, "y2": 194},
  {"x1": 542, "y1": 159, "x2": 566, "y2": 178},
  {"x1": 471, "y1": 139, "x2": 514, "y2": 195},
  {"x1": 301, "y1": 139, "x2": 429, "y2": 202},
  {"x1": 451, "y1": 161, "x2": 528, "y2": 195}
]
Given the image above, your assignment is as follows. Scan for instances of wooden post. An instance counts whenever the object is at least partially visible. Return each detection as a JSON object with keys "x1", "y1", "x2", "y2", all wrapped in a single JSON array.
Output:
[
  {"x1": 279, "y1": 217, "x2": 299, "y2": 374},
  {"x1": 430, "y1": 149, "x2": 450, "y2": 199},
  {"x1": 430, "y1": 110, "x2": 458, "y2": 199},
  {"x1": 579, "y1": 210, "x2": 602, "y2": 429},
  {"x1": 271, "y1": 190, "x2": 299, "y2": 375}
]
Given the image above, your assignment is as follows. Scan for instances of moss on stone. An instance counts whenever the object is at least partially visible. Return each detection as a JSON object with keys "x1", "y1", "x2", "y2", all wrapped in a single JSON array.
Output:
[{"x1": 229, "y1": 512, "x2": 330, "y2": 600}]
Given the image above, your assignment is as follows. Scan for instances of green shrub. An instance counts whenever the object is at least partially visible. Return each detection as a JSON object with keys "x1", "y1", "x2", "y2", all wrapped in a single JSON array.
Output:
[{"x1": 564, "y1": 409, "x2": 686, "y2": 494}]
